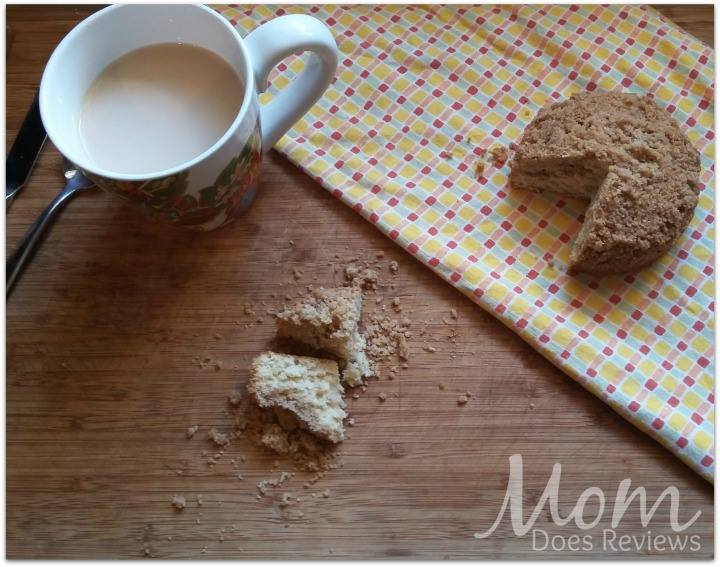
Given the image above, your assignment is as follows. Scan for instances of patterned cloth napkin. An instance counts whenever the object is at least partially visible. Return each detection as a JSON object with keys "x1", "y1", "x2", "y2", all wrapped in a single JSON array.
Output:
[{"x1": 217, "y1": 4, "x2": 715, "y2": 481}]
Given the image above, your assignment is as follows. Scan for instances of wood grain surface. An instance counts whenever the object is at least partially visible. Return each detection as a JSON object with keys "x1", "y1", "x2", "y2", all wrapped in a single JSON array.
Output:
[
  {"x1": 6, "y1": 5, "x2": 714, "y2": 560},
  {"x1": 653, "y1": 4, "x2": 714, "y2": 47}
]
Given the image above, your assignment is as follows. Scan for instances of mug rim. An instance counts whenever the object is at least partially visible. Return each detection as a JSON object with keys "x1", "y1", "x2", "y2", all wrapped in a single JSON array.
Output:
[{"x1": 39, "y1": 4, "x2": 256, "y2": 182}]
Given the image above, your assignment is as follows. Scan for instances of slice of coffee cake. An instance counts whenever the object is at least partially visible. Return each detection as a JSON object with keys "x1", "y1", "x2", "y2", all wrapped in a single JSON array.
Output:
[
  {"x1": 275, "y1": 286, "x2": 372, "y2": 386},
  {"x1": 249, "y1": 352, "x2": 346, "y2": 443}
]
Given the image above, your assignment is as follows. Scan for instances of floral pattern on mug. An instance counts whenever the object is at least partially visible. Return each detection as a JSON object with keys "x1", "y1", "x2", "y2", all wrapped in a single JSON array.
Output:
[
  {"x1": 85, "y1": 127, "x2": 263, "y2": 231},
  {"x1": 198, "y1": 128, "x2": 263, "y2": 227}
]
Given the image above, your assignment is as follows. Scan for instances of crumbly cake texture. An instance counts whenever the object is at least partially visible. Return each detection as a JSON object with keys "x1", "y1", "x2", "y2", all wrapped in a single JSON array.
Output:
[
  {"x1": 364, "y1": 312, "x2": 411, "y2": 364},
  {"x1": 249, "y1": 352, "x2": 347, "y2": 443},
  {"x1": 274, "y1": 286, "x2": 372, "y2": 386},
  {"x1": 509, "y1": 91, "x2": 700, "y2": 274},
  {"x1": 241, "y1": 399, "x2": 337, "y2": 472}
]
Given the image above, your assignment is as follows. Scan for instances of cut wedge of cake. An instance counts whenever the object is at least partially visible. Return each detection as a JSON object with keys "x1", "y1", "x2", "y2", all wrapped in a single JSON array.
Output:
[
  {"x1": 248, "y1": 351, "x2": 346, "y2": 443},
  {"x1": 275, "y1": 286, "x2": 372, "y2": 386}
]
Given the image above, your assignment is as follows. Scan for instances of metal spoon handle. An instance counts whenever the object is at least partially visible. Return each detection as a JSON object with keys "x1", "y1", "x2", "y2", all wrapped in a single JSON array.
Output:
[{"x1": 6, "y1": 183, "x2": 80, "y2": 297}]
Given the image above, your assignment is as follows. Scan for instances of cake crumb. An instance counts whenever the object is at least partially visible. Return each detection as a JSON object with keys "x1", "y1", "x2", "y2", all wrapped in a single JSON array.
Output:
[
  {"x1": 450, "y1": 308, "x2": 458, "y2": 319},
  {"x1": 208, "y1": 427, "x2": 230, "y2": 447},
  {"x1": 344, "y1": 264, "x2": 378, "y2": 289},
  {"x1": 279, "y1": 492, "x2": 294, "y2": 508},
  {"x1": 378, "y1": 392, "x2": 387, "y2": 402},
  {"x1": 423, "y1": 345, "x2": 436, "y2": 353},
  {"x1": 199, "y1": 355, "x2": 215, "y2": 370},
  {"x1": 292, "y1": 268, "x2": 303, "y2": 281},
  {"x1": 491, "y1": 145, "x2": 509, "y2": 166},
  {"x1": 438, "y1": 383, "x2": 445, "y2": 390},
  {"x1": 475, "y1": 161, "x2": 486, "y2": 179},
  {"x1": 214, "y1": 333, "x2": 223, "y2": 340},
  {"x1": 186, "y1": 425, "x2": 199, "y2": 439},
  {"x1": 397, "y1": 336, "x2": 409, "y2": 361},
  {"x1": 457, "y1": 394, "x2": 469, "y2": 405},
  {"x1": 171, "y1": 495, "x2": 186, "y2": 510},
  {"x1": 257, "y1": 471, "x2": 294, "y2": 498},
  {"x1": 389, "y1": 260, "x2": 399, "y2": 274},
  {"x1": 322, "y1": 489, "x2": 331, "y2": 498},
  {"x1": 228, "y1": 390, "x2": 242, "y2": 406}
]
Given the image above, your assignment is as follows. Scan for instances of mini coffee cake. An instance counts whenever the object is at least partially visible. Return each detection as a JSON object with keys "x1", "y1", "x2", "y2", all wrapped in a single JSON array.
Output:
[{"x1": 510, "y1": 91, "x2": 700, "y2": 274}]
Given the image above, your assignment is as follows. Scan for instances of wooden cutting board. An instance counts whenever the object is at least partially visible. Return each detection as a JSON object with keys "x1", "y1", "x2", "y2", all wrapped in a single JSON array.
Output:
[{"x1": 6, "y1": 5, "x2": 713, "y2": 559}]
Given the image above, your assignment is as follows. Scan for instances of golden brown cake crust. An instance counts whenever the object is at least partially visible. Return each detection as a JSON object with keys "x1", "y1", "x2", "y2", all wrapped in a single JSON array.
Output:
[{"x1": 509, "y1": 91, "x2": 701, "y2": 274}]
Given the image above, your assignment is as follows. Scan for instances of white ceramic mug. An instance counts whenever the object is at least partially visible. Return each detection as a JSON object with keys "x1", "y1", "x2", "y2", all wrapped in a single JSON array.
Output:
[{"x1": 40, "y1": 4, "x2": 338, "y2": 230}]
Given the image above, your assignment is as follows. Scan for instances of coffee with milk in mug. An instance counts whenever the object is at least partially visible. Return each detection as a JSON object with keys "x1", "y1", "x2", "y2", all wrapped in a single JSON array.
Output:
[
  {"x1": 41, "y1": 4, "x2": 338, "y2": 230},
  {"x1": 79, "y1": 43, "x2": 245, "y2": 175}
]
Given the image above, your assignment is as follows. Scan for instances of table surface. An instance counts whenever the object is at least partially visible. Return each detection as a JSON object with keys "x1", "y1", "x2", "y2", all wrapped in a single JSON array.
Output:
[{"x1": 6, "y1": 5, "x2": 714, "y2": 560}]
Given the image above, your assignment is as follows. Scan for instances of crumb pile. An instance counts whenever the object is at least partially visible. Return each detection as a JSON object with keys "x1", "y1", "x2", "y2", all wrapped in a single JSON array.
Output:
[
  {"x1": 364, "y1": 312, "x2": 411, "y2": 365},
  {"x1": 244, "y1": 256, "x2": 421, "y2": 466},
  {"x1": 239, "y1": 259, "x2": 413, "y2": 466},
  {"x1": 242, "y1": 401, "x2": 337, "y2": 473}
]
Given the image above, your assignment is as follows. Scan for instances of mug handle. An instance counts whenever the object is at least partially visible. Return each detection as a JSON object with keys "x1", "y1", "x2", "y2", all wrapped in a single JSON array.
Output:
[{"x1": 244, "y1": 15, "x2": 339, "y2": 151}]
